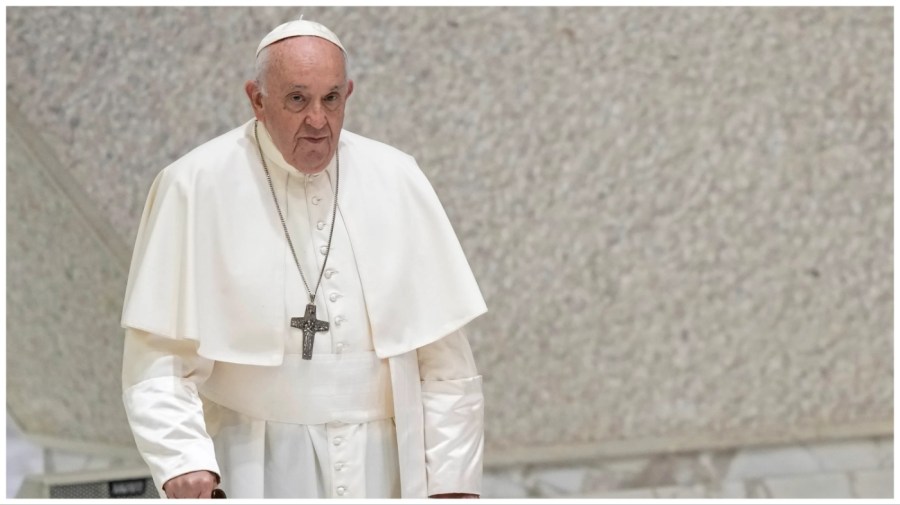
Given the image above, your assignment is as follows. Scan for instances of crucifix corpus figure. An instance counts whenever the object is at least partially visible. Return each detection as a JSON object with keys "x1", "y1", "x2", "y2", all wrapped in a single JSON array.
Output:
[{"x1": 291, "y1": 303, "x2": 329, "y2": 360}]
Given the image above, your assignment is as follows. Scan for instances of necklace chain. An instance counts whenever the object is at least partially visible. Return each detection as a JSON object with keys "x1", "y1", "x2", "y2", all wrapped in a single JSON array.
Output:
[{"x1": 254, "y1": 120, "x2": 340, "y2": 305}]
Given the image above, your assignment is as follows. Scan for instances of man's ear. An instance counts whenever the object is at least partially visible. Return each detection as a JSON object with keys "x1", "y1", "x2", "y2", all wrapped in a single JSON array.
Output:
[
  {"x1": 346, "y1": 79, "x2": 354, "y2": 101},
  {"x1": 244, "y1": 80, "x2": 264, "y2": 121}
]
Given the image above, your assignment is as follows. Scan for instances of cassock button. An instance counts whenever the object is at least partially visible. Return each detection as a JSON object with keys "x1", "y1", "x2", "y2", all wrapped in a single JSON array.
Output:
[
  {"x1": 336, "y1": 342, "x2": 346, "y2": 352},
  {"x1": 333, "y1": 437, "x2": 343, "y2": 446},
  {"x1": 320, "y1": 245, "x2": 329, "y2": 255},
  {"x1": 334, "y1": 316, "x2": 345, "y2": 327},
  {"x1": 336, "y1": 486, "x2": 346, "y2": 496},
  {"x1": 329, "y1": 293, "x2": 340, "y2": 302},
  {"x1": 311, "y1": 196, "x2": 321, "y2": 205},
  {"x1": 334, "y1": 462, "x2": 344, "y2": 471},
  {"x1": 317, "y1": 221, "x2": 326, "y2": 231},
  {"x1": 324, "y1": 269, "x2": 338, "y2": 279}
]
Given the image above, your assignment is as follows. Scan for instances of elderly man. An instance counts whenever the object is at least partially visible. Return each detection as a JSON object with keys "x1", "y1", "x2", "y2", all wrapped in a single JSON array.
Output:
[{"x1": 121, "y1": 18, "x2": 486, "y2": 499}]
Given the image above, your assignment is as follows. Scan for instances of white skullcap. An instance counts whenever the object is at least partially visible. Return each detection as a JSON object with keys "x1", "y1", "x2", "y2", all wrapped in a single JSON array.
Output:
[{"x1": 256, "y1": 17, "x2": 346, "y2": 57}]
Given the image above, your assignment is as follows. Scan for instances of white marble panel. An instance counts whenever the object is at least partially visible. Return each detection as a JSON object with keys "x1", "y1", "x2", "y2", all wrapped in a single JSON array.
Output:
[
  {"x1": 486, "y1": 435, "x2": 892, "y2": 499},
  {"x1": 591, "y1": 487, "x2": 656, "y2": 499},
  {"x1": 715, "y1": 481, "x2": 748, "y2": 498},
  {"x1": 653, "y1": 484, "x2": 707, "y2": 498},
  {"x1": 529, "y1": 467, "x2": 588, "y2": 497},
  {"x1": 6, "y1": 416, "x2": 44, "y2": 498},
  {"x1": 875, "y1": 437, "x2": 894, "y2": 468},
  {"x1": 806, "y1": 439, "x2": 882, "y2": 472},
  {"x1": 481, "y1": 469, "x2": 529, "y2": 498},
  {"x1": 724, "y1": 445, "x2": 821, "y2": 481},
  {"x1": 581, "y1": 456, "x2": 651, "y2": 493},
  {"x1": 756, "y1": 473, "x2": 853, "y2": 499},
  {"x1": 852, "y1": 469, "x2": 892, "y2": 498}
]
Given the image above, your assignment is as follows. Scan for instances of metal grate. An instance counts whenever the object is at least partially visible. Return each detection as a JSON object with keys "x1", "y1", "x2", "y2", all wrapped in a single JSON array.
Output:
[{"x1": 49, "y1": 477, "x2": 159, "y2": 499}]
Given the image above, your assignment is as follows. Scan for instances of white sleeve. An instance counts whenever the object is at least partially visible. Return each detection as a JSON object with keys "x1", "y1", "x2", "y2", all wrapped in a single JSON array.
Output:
[
  {"x1": 416, "y1": 328, "x2": 485, "y2": 496},
  {"x1": 121, "y1": 328, "x2": 220, "y2": 496}
]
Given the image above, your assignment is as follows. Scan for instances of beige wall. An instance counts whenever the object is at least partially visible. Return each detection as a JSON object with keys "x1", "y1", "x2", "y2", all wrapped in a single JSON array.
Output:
[{"x1": 6, "y1": 6, "x2": 892, "y2": 464}]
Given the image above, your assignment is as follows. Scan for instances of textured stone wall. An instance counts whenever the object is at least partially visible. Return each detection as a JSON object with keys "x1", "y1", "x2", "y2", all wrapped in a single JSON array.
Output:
[{"x1": 6, "y1": 7, "x2": 892, "y2": 461}]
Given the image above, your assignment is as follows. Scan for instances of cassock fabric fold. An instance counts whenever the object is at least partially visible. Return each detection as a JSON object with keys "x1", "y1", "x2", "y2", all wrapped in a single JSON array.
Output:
[
  {"x1": 123, "y1": 327, "x2": 485, "y2": 498},
  {"x1": 122, "y1": 377, "x2": 220, "y2": 496},
  {"x1": 421, "y1": 376, "x2": 485, "y2": 496}
]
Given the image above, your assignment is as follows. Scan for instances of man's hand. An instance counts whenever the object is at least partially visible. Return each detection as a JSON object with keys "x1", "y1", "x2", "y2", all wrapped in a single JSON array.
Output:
[
  {"x1": 430, "y1": 493, "x2": 479, "y2": 499},
  {"x1": 163, "y1": 470, "x2": 219, "y2": 499}
]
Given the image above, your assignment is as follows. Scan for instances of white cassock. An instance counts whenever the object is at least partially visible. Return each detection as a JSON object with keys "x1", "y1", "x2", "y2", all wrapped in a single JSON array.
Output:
[{"x1": 120, "y1": 120, "x2": 487, "y2": 498}]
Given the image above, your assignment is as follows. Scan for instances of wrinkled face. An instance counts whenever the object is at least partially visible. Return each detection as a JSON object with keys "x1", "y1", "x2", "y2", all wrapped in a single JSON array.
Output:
[{"x1": 245, "y1": 36, "x2": 353, "y2": 174}]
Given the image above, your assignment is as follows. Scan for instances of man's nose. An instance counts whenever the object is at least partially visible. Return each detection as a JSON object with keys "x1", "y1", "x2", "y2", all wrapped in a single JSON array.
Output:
[{"x1": 305, "y1": 103, "x2": 327, "y2": 130}]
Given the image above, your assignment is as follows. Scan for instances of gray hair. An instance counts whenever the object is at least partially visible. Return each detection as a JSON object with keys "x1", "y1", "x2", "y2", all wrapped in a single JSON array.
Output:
[{"x1": 254, "y1": 40, "x2": 350, "y2": 96}]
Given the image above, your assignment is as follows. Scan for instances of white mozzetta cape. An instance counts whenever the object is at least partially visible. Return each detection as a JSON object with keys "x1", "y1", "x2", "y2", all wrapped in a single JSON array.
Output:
[{"x1": 121, "y1": 120, "x2": 487, "y2": 363}]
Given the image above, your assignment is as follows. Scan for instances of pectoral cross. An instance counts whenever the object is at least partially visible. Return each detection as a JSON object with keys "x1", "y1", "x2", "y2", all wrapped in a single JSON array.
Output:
[{"x1": 291, "y1": 303, "x2": 329, "y2": 360}]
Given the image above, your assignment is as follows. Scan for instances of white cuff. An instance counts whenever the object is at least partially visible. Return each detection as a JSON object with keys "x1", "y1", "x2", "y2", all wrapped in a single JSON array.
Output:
[
  {"x1": 421, "y1": 375, "x2": 484, "y2": 496},
  {"x1": 123, "y1": 376, "x2": 220, "y2": 496}
]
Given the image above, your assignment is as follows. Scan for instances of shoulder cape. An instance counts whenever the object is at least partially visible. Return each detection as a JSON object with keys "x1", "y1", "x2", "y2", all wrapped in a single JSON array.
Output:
[{"x1": 121, "y1": 120, "x2": 486, "y2": 364}]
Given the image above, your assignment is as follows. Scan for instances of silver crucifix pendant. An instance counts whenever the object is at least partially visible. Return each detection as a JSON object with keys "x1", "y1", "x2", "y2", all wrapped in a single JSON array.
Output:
[{"x1": 291, "y1": 303, "x2": 329, "y2": 360}]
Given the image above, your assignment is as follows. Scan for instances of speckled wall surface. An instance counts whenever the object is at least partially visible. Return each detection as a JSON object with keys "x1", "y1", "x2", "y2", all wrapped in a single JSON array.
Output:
[
  {"x1": 6, "y1": 7, "x2": 892, "y2": 458},
  {"x1": 7, "y1": 108, "x2": 133, "y2": 447}
]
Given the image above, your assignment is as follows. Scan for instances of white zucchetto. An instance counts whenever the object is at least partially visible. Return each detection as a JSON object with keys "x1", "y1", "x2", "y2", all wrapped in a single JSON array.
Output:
[{"x1": 256, "y1": 17, "x2": 346, "y2": 57}]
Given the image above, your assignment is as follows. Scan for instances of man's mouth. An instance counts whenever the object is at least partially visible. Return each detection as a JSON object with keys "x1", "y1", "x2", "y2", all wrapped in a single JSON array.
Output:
[{"x1": 301, "y1": 136, "x2": 328, "y2": 144}]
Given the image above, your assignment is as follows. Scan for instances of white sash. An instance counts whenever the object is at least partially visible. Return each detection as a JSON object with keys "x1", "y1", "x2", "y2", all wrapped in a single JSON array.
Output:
[{"x1": 199, "y1": 351, "x2": 394, "y2": 425}]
